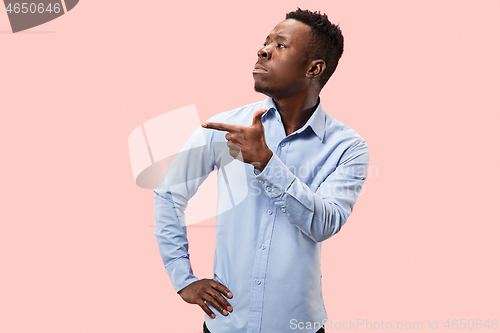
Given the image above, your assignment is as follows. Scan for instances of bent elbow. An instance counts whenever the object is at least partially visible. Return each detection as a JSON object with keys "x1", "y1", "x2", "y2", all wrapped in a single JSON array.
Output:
[{"x1": 310, "y1": 204, "x2": 347, "y2": 242}]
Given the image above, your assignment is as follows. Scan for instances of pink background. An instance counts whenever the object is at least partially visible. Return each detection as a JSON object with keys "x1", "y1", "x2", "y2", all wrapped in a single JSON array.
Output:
[{"x1": 1, "y1": 1, "x2": 499, "y2": 332}]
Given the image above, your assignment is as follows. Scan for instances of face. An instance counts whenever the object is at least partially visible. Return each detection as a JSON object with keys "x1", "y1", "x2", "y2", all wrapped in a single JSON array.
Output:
[{"x1": 253, "y1": 19, "x2": 313, "y2": 99}]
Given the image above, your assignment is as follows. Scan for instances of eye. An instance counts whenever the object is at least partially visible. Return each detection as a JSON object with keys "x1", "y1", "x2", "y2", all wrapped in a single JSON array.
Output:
[{"x1": 277, "y1": 43, "x2": 286, "y2": 49}]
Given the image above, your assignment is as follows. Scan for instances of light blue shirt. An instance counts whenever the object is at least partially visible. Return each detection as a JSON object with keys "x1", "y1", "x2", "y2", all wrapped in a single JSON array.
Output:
[{"x1": 154, "y1": 97, "x2": 369, "y2": 333}]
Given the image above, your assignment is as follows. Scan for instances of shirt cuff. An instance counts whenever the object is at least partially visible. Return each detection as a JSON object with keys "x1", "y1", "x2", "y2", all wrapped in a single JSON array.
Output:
[
  {"x1": 254, "y1": 153, "x2": 295, "y2": 200},
  {"x1": 166, "y1": 257, "x2": 199, "y2": 293}
]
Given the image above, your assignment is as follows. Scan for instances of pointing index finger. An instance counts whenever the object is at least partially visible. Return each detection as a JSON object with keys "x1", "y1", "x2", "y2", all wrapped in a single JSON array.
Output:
[{"x1": 202, "y1": 122, "x2": 237, "y2": 133}]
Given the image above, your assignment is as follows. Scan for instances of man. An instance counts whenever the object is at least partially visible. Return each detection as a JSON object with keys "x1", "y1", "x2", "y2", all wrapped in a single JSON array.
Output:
[{"x1": 154, "y1": 8, "x2": 369, "y2": 333}]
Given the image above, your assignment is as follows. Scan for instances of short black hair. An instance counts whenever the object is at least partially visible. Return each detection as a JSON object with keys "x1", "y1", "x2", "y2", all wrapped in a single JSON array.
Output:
[{"x1": 286, "y1": 8, "x2": 344, "y2": 88}]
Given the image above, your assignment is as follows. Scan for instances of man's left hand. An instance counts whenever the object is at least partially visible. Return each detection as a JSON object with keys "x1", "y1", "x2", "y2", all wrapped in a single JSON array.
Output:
[{"x1": 202, "y1": 109, "x2": 273, "y2": 171}]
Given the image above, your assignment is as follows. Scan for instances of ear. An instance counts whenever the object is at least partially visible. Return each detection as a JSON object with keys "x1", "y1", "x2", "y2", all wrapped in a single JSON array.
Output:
[{"x1": 306, "y1": 60, "x2": 326, "y2": 79}]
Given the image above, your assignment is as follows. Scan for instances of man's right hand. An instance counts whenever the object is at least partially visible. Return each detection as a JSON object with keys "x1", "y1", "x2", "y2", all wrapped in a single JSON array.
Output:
[{"x1": 178, "y1": 279, "x2": 233, "y2": 318}]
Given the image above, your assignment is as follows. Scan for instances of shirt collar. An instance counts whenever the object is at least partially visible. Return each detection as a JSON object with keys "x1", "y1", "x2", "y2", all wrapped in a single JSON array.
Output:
[{"x1": 261, "y1": 97, "x2": 326, "y2": 142}]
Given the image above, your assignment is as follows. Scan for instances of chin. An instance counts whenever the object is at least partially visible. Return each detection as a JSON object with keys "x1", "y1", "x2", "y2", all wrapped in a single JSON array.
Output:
[{"x1": 254, "y1": 82, "x2": 271, "y2": 96}]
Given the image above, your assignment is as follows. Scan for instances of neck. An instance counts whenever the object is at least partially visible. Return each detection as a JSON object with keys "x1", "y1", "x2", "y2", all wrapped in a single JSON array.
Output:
[{"x1": 273, "y1": 91, "x2": 319, "y2": 136}]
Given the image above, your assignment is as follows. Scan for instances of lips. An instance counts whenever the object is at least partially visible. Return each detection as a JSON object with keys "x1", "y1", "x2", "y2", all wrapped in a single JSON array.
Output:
[{"x1": 253, "y1": 64, "x2": 268, "y2": 73}]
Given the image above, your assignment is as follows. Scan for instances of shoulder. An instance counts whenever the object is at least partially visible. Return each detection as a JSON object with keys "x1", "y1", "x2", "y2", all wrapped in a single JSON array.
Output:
[{"x1": 323, "y1": 111, "x2": 369, "y2": 153}]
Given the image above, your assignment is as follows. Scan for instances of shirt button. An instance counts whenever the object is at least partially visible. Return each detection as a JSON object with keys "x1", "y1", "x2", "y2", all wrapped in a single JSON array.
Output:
[
  {"x1": 256, "y1": 280, "x2": 261, "y2": 285},
  {"x1": 280, "y1": 143, "x2": 286, "y2": 147},
  {"x1": 266, "y1": 186, "x2": 271, "y2": 192},
  {"x1": 281, "y1": 208, "x2": 286, "y2": 213},
  {"x1": 267, "y1": 210, "x2": 273, "y2": 215},
  {"x1": 262, "y1": 245, "x2": 266, "y2": 250}
]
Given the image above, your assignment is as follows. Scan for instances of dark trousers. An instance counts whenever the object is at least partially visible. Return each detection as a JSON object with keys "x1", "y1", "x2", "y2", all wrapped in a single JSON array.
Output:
[{"x1": 203, "y1": 321, "x2": 325, "y2": 333}]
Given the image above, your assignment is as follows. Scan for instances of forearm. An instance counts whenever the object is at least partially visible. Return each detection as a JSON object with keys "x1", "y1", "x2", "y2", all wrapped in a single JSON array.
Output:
[
  {"x1": 255, "y1": 142, "x2": 369, "y2": 242},
  {"x1": 273, "y1": 178, "x2": 347, "y2": 242},
  {"x1": 153, "y1": 126, "x2": 215, "y2": 292},
  {"x1": 154, "y1": 189, "x2": 199, "y2": 292}
]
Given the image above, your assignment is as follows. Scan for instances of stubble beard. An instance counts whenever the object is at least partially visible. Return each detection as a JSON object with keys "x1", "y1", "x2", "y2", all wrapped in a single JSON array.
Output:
[{"x1": 254, "y1": 81, "x2": 270, "y2": 95}]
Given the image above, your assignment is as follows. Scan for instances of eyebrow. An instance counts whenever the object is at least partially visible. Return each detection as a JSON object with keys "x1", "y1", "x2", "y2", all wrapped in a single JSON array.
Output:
[{"x1": 266, "y1": 34, "x2": 288, "y2": 41}]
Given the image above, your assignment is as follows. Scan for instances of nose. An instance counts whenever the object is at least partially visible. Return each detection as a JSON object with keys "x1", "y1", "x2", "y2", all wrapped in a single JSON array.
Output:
[{"x1": 257, "y1": 46, "x2": 271, "y2": 60}]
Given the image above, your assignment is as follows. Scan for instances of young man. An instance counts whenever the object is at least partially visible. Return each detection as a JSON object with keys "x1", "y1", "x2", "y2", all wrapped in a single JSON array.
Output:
[{"x1": 154, "y1": 9, "x2": 369, "y2": 333}]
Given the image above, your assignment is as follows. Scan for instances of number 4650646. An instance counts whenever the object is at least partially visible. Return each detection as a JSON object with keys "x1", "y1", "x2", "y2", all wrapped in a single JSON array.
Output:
[{"x1": 6, "y1": 3, "x2": 61, "y2": 14}]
